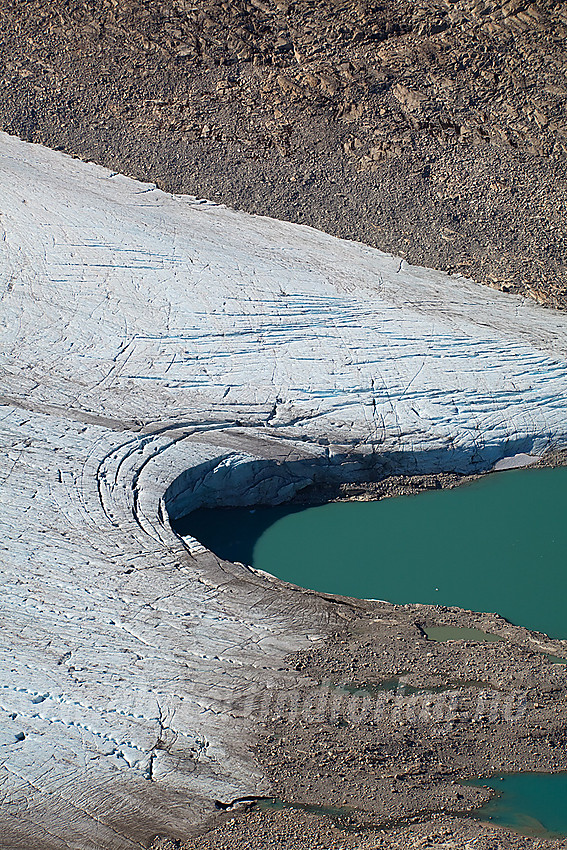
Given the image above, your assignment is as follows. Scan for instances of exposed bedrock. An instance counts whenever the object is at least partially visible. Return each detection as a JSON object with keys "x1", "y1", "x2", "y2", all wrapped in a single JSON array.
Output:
[{"x1": 2, "y1": 131, "x2": 567, "y2": 848}]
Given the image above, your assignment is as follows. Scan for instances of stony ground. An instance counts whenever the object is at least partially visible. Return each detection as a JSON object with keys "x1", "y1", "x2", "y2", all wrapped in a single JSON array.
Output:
[
  {"x1": 154, "y1": 809, "x2": 562, "y2": 849},
  {"x1": 150, "y1": 598, "x2": 567, "y2": 849},
  {"x1": 1, "y1": 0, "x2": 567, "y2": 307}
]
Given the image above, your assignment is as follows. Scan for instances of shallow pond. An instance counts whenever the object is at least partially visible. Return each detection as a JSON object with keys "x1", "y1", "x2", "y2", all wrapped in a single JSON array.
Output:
[
  {"x1": 262, "y1": 773, "x2": 567, "y2": 838},
  {"x1": 464, "y1": 772, "x2": 567, "y2": 838},
  {"x1": 176, "y1": 465, "x2": 567, "y2": 639}
]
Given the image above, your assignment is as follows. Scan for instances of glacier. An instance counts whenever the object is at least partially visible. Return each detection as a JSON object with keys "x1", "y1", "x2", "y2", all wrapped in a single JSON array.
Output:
[{"x1": 1, "y1": 130, "x2": 567, "y2": 848}]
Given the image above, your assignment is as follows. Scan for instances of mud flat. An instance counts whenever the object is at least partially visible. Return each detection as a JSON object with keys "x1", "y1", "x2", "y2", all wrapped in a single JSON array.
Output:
[{"x1": 2, "y1": 131, "x2": 567, "y2": 849}]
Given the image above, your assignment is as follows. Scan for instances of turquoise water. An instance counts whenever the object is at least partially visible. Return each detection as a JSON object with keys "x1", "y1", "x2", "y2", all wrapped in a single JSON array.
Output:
[
  {"x1": 175, "y1": 465, "x2": 567, "y2": 836},
  {"x1": 465, "y1": 773, "x2": 567, "y2": 838},
  {"x1": 177, "y1": 466, "x2": 567, "y2": 639}
]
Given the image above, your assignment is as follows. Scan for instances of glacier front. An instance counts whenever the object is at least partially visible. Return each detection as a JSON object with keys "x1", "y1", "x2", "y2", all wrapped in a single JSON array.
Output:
[{"x1": 1, "y1": 130, "x2": 567, "y2": 848}]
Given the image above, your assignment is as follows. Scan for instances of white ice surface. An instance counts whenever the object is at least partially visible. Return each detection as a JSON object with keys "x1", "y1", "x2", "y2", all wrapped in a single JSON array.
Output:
[{"x1": 2, "y1": 131, "x2": 567, "y2": 848}]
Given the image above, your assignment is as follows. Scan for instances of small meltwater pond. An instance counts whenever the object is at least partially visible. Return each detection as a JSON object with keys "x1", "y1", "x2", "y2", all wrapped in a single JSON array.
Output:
[
  {"x1": 175, "y1": 464, "x2": 567, "y2": 837},
  {"x1": 464, "y1": 773, "x2": 567, "y2": 839}
]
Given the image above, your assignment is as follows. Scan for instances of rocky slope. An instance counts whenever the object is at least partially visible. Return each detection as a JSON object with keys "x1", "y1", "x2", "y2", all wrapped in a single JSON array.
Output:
[{"x1": 1, "y1": 0, "x2": 566, "y2": 307}]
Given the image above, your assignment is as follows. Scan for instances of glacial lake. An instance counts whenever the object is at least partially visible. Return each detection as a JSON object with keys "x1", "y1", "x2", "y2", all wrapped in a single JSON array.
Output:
[
  {"x1": 175, "y1": 464, "x2": 567, "y2": 837},
  {"x1": 177, "y1": 465, "x2": 567, "y2": 639}
]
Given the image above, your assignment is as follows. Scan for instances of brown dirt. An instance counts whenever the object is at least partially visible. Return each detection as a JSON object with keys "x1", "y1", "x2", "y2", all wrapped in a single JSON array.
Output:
[
  {"x1": 1, "y1": 0, "x2": 567, "y2": 307},
  {"x1": 153, "y1": 806, "x2": 560, "y2": 849},
  {"x1": 149, "y1": 597, "x2": 567, "y2": 848}
]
